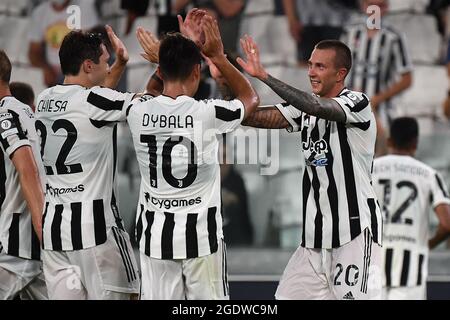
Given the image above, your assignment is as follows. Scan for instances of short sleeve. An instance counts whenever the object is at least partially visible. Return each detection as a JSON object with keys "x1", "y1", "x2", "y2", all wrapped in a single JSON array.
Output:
[
  {"x1": 207, "y1": 99, "x2": 245, "y2": 134},
  {"x1": 0, "y1": 110, "x2": 30, "y2": 157},
  {"x1": 274, "y1": 103, "x2": 303, "y2": 133},
  {"x1": 430, "y1": 171, "x2": 450, "y2": 208},
  {"x1": 333, "y1": 90, "x2": 372, "y2": 125},
  {"x1": 392, "y1": 32, "x2": 413, "y2": 75},
  {"x1": 87, "y1": 87, "x2": 135, "y2": 123}
]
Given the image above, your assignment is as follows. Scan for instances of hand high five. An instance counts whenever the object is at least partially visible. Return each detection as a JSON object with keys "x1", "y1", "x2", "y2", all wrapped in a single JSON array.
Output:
[
  {"x1": 237, "y1": 35, "x2": 268, "y2": 80},
  {"x1": 106, "y1": 25, "x2": 129, "y2": 64},
  {"x1": 200, "y1": 15, "x2": 224, "y2": 59},
  {"x1": 136, "y1": 27, "x2": 160, "y2": 64},
  {"x1": 178, "y1": 8, "x2": 206, "y2": 47}
]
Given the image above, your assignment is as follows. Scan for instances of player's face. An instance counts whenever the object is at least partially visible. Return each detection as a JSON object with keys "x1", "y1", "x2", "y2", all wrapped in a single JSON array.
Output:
[
  {"x1": 308, "y1": 49, "x2": 340, "y2": 97},
  {"x1": 90, "y1": 44, "x2": 111, "y2": 86}
]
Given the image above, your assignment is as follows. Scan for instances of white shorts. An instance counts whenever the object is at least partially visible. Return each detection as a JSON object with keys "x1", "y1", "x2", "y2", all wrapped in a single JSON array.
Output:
[
  {"x1": 276, "y1": 228, "x2": 382, "y2": 300},
  {"x1": 140, "y1": 239, "x2": 229, "y2": 300},
  {"x1": 382, "y1": 285, "x2": 426, "y2": 300},
  {"x1": 0, "y1": 250, "x2": 48, "y2": 300},
  {"x1": 42, "y1": 226, "x2": 140, "y2": 300}
]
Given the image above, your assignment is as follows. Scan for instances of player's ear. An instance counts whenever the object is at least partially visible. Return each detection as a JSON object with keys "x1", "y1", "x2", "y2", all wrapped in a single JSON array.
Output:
[
  {"x1": 337, "y1": 68, "x2": 347, "y2": 83},
  {"x1": 82, "y1": 59, "x2": 94, "y2": 74},
  {"x1": 192, "y1": 64, "x2": 201, "y2": 79},
  {"x1": 156, "y1": 66, "x2": 163, "y2": 80}
]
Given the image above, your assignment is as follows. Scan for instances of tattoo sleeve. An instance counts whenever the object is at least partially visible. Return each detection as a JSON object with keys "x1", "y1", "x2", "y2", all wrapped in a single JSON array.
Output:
[
  {"x1": 261, "y1": 74, "x2": 346, "y2": 122},
  {"x1": 241, "y1": 106, "x2": 289, "y2": 129}
]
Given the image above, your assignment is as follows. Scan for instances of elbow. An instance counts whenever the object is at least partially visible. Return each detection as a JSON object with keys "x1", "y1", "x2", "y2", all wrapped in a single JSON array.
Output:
[
  {"x1": 403, "y1": 72, "x2": 413, "y2": 90},
  {"x1": 440, "y1": 213, "x2": 450, "y2": 233},
  {"x1": 247, "y1": 93, "x2": 260, "y2": 111},
  {"x1": 441, "y1": 219, "x2": 450, "y2": 233},
  {"x1": 252, "y1": 93, "x2": 260, "y2": 109}
]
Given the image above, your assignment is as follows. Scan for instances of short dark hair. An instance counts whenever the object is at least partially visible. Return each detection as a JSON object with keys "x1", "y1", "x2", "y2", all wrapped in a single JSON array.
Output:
[
  {"x1": 59, "y1": 30, "x2": 104, "y2": 76},
  {"x1": 315, "y1": 40, "x2": 352, "y2": 73},
  {"x1": 0, "y1": 50, "x2": 12, "y2": 84},
  {"x1": 390, "y1": 117, "x2": 419, "y2": 149},
  {"x1": 10, "y1": 82, "x2": 35, "y2": 106},
  {"x1": 159, "y1": 33, "x2": 202, "y2": 81}
]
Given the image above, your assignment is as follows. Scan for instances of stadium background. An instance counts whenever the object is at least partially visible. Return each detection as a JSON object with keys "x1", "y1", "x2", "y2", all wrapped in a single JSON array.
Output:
[{"x1": 1, "y1": 0, "x2": 450, "y2": 299}]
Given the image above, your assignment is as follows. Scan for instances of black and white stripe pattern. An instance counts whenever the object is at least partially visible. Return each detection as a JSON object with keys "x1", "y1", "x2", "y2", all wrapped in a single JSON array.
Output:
[
  {"x1": 221, "y1": 240, "x2": 229, "y2": 297},
  {"x1": 384, "y1": 248, "x2": 426, "y2": 287},
  {"x1": 341, "y1": 22, "x2": 412, "y2": 113},
  {"x1": 275, "y1": 89, "x2": 383, "y2": 249},
  {"x1": 137, "y1": 205, "x2": 222, "y2": 260},
  {"x1": 36, "y1": 85, "x2": 136, "y2": 252},
  {"x1": 360, "y1": 228, "x2": 372, "y2": 294},
  {"x1": 0, "y1": 97, "x2": 45, "y2": 260},
  {"x1": 111, "y1": 227, "x2": 138, "y2": 283},
  {"x1": 42, "y1": 199, "x2": 109, "y2": 251},
  {"x1": 373, "y1": 155, "x2": 450, "y2": 288}
]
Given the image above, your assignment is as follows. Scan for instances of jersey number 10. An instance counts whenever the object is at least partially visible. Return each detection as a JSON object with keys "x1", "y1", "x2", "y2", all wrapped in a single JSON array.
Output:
[{"x1": 140, "y1": 134, "x2": 198, "y2": 189}]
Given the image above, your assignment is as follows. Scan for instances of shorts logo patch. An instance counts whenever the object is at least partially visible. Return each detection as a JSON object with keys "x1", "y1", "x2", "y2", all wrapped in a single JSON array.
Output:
[{"x1": 343, "y1": 291, "x2": 355, "y2": 300}]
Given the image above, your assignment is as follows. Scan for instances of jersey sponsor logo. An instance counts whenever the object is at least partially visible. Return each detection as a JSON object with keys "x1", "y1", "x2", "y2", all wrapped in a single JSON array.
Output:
[
  {"x1": 145, "y1": 192, "x2": 202, "y2": 209},
  {"x1": 302, "y1": 137, "x2": 329, "y2": 155},
  {"x1": 305, "y1": 157, "x2": 328, "y2": 167},
  {"x1": 46, "y1": 183, "x2": 85, "y2": 196},
  {"x1": 37, "y1": 99, "x2": 68, "y2": 113},
  {"x1": 142, "y1": 113, "x2": 194, "y2": 129}
]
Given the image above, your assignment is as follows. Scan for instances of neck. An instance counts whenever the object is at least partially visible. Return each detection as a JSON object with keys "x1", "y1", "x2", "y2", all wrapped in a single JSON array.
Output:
[
  {"x1": 0, "y1": 84, "x2": 11, "y2": 100},
  {"x1": 366, "y1": 28, "x2": 379, "y2": 38},
  {"x1": 163, "y1": 81, "x2": 193, "y2": 99},
  {"x1": 390, "y1": 149, "x2": 415, "y2": 157},
  {"x1": 63, "y1": 75, "x2": 94, "y2": 88},
  {"x1": 324, "y1": 83, "x2": 345, "y2": 98}
]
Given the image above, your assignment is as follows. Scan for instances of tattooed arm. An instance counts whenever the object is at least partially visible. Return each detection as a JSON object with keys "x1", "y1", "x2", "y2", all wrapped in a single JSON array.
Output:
[
  {"x1": 237, "y1": 35, "x2": 346, "y2": 123},
  {"x1": 241, "y1": 106, "x2": 289, "y2": 129},
  {"x1": 261, "y1": 75, "x2": 346, "y2": 123}
]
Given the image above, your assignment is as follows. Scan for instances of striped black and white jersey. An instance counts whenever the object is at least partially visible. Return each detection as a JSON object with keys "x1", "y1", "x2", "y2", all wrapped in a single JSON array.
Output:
[
  {"x1": 125, "y1": 94, "x2": 244, "y2": 260},
  {"x1": 275, "y1": 88, "x2": 383, "y2": 249},
  {"x1": 373, "y1": 155, "x2": 450, "y2": 287},
  {"x1": 36, "y1": 85, "x2": 135, "y2": 251},
  {"x1": 341, "y1": 22, "x2": 412, "y2": 111},
  {"x1": 0, "y1": 96, "x2": 46, "y2": 260}
]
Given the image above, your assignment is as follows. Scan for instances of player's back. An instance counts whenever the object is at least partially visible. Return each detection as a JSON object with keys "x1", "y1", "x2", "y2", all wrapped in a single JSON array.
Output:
[
  {"x1": 127, "y1": 94, "x2": 245, "y2": 259},
  {"x1": 373, "y1": 155, "x2": 444, "y2": 249},
  {"x1": 373, "y1": 155, "x2": 450, "y2": 287},
  {"x1": 36, "y1": 85, "x2": 133, "y2": 251},
  {"x1": 0, "y1": 96, "x2": 45, "y2": 260}
]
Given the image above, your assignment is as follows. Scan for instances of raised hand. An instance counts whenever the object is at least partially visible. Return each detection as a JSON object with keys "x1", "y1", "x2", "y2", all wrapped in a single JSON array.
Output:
[
  {"x1": 236, "y1": 35, "x2": 268, "y2": 80},
  {"x1": 136, "y1": 27, "x2": 160, "y2": 64},
  {"x1": 200, "y1": 15, "x2": 224, "y2": 59},
  {"x1": 105, "y1": 25, "x2": 129, "y2": 64},
  {"x1": 203, "y1": 54, "x2": 223, "y2": 80},
  {"x1": 178, "y1": 8, "x2": 206, "y2": 47}
]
